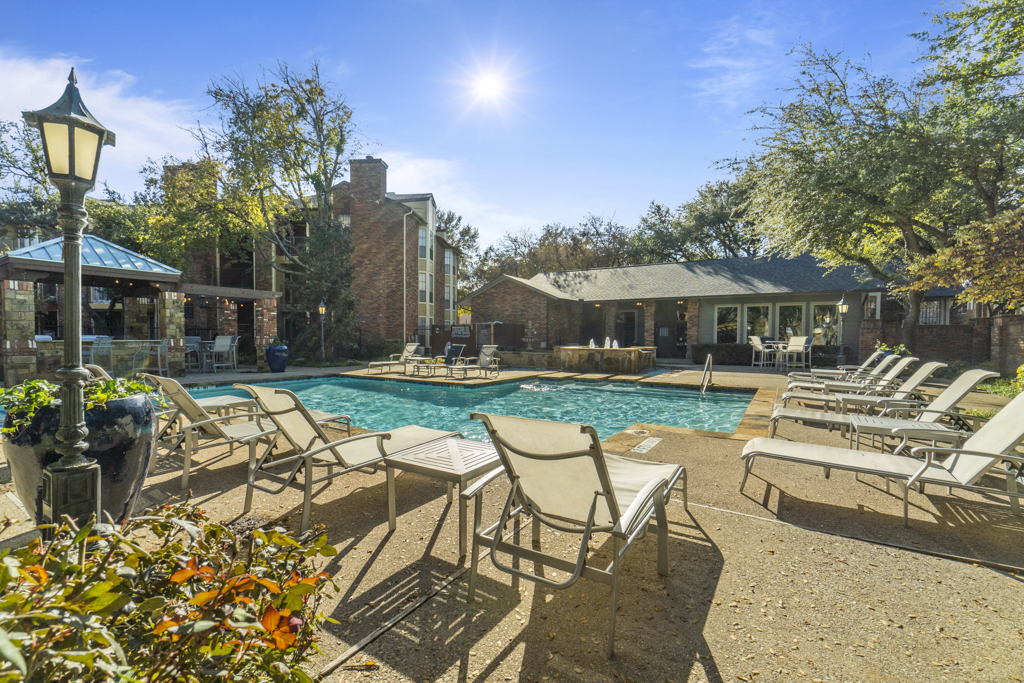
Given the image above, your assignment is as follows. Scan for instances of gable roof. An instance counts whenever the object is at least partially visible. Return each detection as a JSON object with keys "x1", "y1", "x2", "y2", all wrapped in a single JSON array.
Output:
[
  {"x1": 460, "y1": 254, "x2": 882, "y2": 304},
  {"x1": 5, "y1": 234, "x2": 180, "y2": 276}
]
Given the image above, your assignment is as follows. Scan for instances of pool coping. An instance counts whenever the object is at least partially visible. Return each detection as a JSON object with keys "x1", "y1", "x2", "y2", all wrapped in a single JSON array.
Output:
[{"x1": 183, "y1": 370, "x2": 777, "y2": 441}]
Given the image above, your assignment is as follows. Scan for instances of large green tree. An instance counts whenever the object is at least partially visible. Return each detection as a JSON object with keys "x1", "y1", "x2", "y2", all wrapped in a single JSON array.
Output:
[
  {"x1": 0, "y1": 120, "x2": 58, "y2": 240},
  {"x1": 746, "y1": 44, "x2": 1024, "y2": 347},
  {"x1": 632, "y1": 173, "x2": 762, "y2": 263},
  {"x1": 435, "y1": 209, "x2": 480, "y2": 299}
]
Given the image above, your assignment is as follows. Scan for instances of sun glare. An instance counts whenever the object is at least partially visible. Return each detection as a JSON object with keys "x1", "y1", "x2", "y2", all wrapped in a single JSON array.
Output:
[{"x1": 474, "y1": 73, "x2": 505, "y2": 101}]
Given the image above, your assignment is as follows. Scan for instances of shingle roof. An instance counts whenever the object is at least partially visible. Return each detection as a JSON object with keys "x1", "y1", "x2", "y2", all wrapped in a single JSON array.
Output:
[
  {"x1": 7, "y1": 235, "x2": 180, "y2": 275},
  {"x1": 460, "y1": 254, "x2": 883, "y2": 304}
]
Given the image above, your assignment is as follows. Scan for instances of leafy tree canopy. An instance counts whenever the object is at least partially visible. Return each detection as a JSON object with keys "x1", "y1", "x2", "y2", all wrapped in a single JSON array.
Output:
[{"x1": 435, "y1": 209, "x2": 480, "y2": 299}]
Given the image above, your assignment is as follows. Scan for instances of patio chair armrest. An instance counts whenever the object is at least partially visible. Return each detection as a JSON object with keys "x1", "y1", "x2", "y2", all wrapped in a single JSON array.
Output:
[
  {"x1": 878, "y1": 407, "x2": 972, "y2": 421},
  {"x1": 184, "y1": 412, "x2": 269, "y2": 430},
  {"x1": 268, "y1": 431, "x2": 392, "y2": 467},
  {"x1": 890, "y1": 426, "x2": 970, "y2": 441},
  {"x1": 460, "y1": 466, "x2": 506, "y2": 501},
  {"x1": 876, "y1": 398, "x2": 928, "y2": 410},
  {"x1": 613, "y1": 477, "x2": 669, "y2": 538},
  {"x1": 909, "y1": 445, "x2": 1024, "y2": 466}
]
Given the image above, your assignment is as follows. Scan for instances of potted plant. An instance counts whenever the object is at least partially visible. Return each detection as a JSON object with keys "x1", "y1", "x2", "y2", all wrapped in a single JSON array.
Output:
[
  {"x1": 0, "y1": 377, "x2": 159, "y2": 525},
  {"x1": 265, "y1": 336, "x2": 289, "y2": 373}
]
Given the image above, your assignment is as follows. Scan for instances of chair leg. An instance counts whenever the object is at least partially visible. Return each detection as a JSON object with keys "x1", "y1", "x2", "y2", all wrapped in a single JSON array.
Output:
[
  {"x1": 740, "y1": 456, "x2": 753, "y2": 492},
  {"x1": 467, "y1": 496, "x2": 483, "y2": 602},
  {"x1": 607, "y1": 536, "x2": 620, "y2": 658},
  {"x1": 181, "y1": 428, "x2": 194, "y2": 491},
  {"x1": 301, "y1": 456, "x2": 314, "y2": 534},
  {"x1": 244, "y1": 440, "x2": 256, "y2": 513},
  {"x1": 532, "y1": 515, "x2": 541, "y2": 550},
  {"x1": 655, "y1": 489, "x2": 669, "y2": 576}
]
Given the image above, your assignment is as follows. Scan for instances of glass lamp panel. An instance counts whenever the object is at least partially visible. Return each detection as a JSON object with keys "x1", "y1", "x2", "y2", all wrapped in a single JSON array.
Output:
[
  {"x1": 73, "y1": 128, "x2": 100, "y2": 180},
  {"x1": 41, "y1": 122, "x2": 70, "y2": 175}
]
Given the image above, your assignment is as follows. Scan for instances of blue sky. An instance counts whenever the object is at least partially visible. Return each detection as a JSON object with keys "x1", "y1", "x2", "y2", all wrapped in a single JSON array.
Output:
[{"x1": 1, "y1": 1, "x2": 939, "y2": 247}]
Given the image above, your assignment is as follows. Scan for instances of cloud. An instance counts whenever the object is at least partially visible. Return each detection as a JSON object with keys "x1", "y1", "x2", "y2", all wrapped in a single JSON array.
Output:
[
  {"x1": 379, "y1": 149, "x2": 540, "y2": 247},
  {"x1": 0, "y1": 48, "x2": 201, "y2": 195},
  {"x1": 689, "y1": 10, "x2": 789, "y2": 108}
]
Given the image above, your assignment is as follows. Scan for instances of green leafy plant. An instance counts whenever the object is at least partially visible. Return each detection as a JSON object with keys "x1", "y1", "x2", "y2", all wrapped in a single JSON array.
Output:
[
  {"x1": 0, "y1": 502, "x2": 338, "y2": 682},
  {"x1": 874, "y1": 341, "x2": 911, "y2": 356},
  {"x1": 978, "y1": 364, "x2": 1024, "y2": 399},
  {"x1": 0, "y1": 377, "x2": 159, "y2": 436}
]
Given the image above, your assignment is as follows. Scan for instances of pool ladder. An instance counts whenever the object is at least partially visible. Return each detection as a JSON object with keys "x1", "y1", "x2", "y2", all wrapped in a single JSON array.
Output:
[{"x1": 700, "y1": 355, "x2": 713, "y2": 395}]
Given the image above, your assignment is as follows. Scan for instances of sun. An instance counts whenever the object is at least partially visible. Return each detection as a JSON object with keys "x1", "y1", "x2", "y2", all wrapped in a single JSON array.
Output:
[{"x1": 473, "y1": 73, "x2": 505, "y2": 101}]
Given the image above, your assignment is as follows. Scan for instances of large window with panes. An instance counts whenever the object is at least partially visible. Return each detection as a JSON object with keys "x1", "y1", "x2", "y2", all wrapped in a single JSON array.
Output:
[
  {"x1": 418, "y1": 273, "x2": 427, "y2": 303},
  {"x1": 418, "y1": 228, "x2": 427, "y2": 258}
]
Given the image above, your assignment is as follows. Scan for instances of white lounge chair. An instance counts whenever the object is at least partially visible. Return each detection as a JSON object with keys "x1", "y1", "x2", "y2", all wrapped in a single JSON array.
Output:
[
  {"x1": 465, "y1": 413, "x2": 686, "y2": 657},
  {"x1": 235, "y1": 383, "x2": 458, "y2": 533},
  {"x1": 782, "y1": 361, "x2": 945, "y2": 411},
  {"x1": 769, "y1": 369, "x2": 998, "y2": 451},
  {"x1": 742, "y1": 390, "x2": 1024, "y2": 526},
  {"x1": 787, "y1": 355, "x2": 913, "y2": 394},
  {"x1": 367, "y1": 343, "x2": 421, "y2": 375},
  {"x1": 410, "y1": 343, "x2": 465, "y2": 377},
  {"x1": 787, "y1": 350, "x2": 884, "y2": 381},
  {"x1": 449, "y1": 345, "x2": 502, "y2": 379}
]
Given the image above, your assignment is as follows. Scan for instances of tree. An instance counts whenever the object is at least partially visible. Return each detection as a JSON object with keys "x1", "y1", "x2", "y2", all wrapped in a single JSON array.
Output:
[
  {"x1": 435, "y1": 210, "x2": 480, "y2": 299},
  {"x1": 0, "y1": 119, "x2": 58, "y2": 240},
  {"x1": 917, "y1": 0, "x2": 1024, "y2": 88},
  {"x1": 631, "y1": 173, "x2": 762, "y2": 263},
  {"x1": 745, "y1": 45, "x2": 1024, "y2": 348},
  {"x1": 173, "y1": 61, "x2": 358, "y2": 355}
]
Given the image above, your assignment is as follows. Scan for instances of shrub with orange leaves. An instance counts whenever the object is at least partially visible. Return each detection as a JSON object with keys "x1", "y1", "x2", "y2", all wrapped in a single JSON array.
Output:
[{"x1": 0, "y1": 502, "x2": 337, "y2": 682}]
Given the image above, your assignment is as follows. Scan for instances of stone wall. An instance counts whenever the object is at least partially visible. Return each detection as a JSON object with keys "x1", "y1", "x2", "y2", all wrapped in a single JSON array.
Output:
[
  {"x1": 123, "y1": 297, "x2": 150, "y2": 339},
  {"x1": 991, "y1": 315, "x2": 1024, "y2": 373},
  {"x1": 0, "y1": 280, "x2": 37, "y2": 386},
  {"x1": 157, "y1": 291, "x2": 186, "y2": 377}
]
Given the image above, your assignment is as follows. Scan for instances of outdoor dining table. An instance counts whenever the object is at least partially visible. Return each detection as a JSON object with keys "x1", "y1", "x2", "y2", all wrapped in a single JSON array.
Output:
[
  {"x1": 384, "y1": 436, "x2": 501, "y2": 556},
  {"x1": 762, "y1": 339, "x2": 786, "y2": 370}
]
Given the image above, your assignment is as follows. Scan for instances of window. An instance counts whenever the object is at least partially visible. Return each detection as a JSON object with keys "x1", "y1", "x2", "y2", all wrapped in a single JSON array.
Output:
[
  {"x1": 920, "y1": 300, "x2": 944, "y2": 325},
  {"x1": 865, "y1": 292, "x2": 881, "y2": 320},
  {"x1": 429, "y1": 274, "x2": 434, "y2": 304},
  {"x1": 445, "y1": 285, "x2": 451, "y2": 311},
  {"x1": 777, "y1": 304, "x2": 804, "y2": 341},
  {"x1": 419, "y1": 273, "x2": 427, "y2": 303},
  {"x1": 444, "y1": 249, "x2": 452, "y2": 274},
  {"x1": 715, "y1": 306, "x2": 738, "y2": 344},
  {"x1": 812, "y1": 304, "x2": 838, "y2": 345},
  {"x1": 418, "y1": 227, "x2": 427, "y2": 258},
  {"x1": 744, "y1": 305, "x2": 770, "y2": 342},
  {"x1": 430, "y1": 234, "x2": 434, "y2": 261}
]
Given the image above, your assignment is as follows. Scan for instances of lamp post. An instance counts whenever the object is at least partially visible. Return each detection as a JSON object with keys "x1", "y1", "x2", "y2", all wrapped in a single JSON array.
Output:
[
  {"x1": 22, "y1": 69, "x2": 115, "y2": 531},
  {"x1": 318, "y1": 299, "x2": 326, "y2": 366},
  {"x1": 836, "y1": 295, "x2": 850, "y2": 366}
]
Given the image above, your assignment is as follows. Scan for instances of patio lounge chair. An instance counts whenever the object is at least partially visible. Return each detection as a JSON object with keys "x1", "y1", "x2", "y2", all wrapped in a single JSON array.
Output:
[
  {"x1": 787, "y1": 355, "x2": 913, "y2": 394},
  {"x1": 464, "y1": 413, "x2": 687, "y2": 657},
  {"x1": 410, "y1": 343, "x2": 465, "y2": 377},
  {"x1": 367, "y1": 342, "x2": 421, "y2": 374},
  {"x1": 87, "y1": 364, "x2": 113, "y2": 381},
  {"x1": 235, "y1": 383, "x2": 459, "y2": 533},
  {"x1": 449, "y1": 345, "x2": 502, "y2": 379},
  {"x1": 768, "y1": 369, "x2": 999, "y2": 452},
  {"x1": 741, "y1": 389, "x2": 1024, "y2": 527},
  {"x1": 787, "y1": 350, "x2": 884, "y2": 381},
  {"x1": 782, "y1": 361, "x2": 945, "y2": 411},
  {"x1": 143, "y1": 374, "x2": 280, "y2": 491}
]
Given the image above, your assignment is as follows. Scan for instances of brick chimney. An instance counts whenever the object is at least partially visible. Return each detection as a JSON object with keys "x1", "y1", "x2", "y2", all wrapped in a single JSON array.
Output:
[{"x1": 350, "y1": 156, "x2": 388, "y2": 201}]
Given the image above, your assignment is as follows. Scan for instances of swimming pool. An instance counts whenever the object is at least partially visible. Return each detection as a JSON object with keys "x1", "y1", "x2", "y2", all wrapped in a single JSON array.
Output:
[{"x1": 188, "y1": 377, "x2": 754, "y2": 441}]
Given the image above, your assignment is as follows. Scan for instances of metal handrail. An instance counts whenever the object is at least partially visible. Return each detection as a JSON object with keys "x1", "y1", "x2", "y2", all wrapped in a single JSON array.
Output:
[{"x1": 700, "y1": 354, "x2": 713, "y2": 394}]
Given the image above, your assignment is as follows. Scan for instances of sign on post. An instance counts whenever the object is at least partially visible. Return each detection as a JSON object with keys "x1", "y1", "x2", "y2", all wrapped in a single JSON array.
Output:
[{"x1": 452, "y1": 325, "x2": 471, "y2": 338}]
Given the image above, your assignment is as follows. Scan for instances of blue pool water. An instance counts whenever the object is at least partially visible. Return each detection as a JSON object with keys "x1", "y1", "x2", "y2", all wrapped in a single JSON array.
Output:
[{"x1": 188, "y1": 377, "x2": 753, "y2": 441}]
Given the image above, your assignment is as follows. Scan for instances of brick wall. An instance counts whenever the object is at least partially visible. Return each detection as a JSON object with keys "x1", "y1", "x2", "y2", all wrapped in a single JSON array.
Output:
[
  {"x1": 603, "y1": 303, "x2": 618, "y2": 342},
  {"x1": 217, "y1": 301, "x2": 238, "y2": 336},
  {"x1": 686, "y1": 299, "x2": 700, "y2": 361},
  {"x1": 254, "y1": 298, "x2": 278, "y2": 372},
  {"x1": 643, "y1": 301, "x2": 656, "y2": 346},
  {"x1": 860, "y1": 318, "x2": 993, "y2": 366},
  {"x1": 470, "y1": 280, "x2": 550, "y2": 343},
  {"x1": 548, "y1": 301, "x2": 582, "y2": 346},
  {"x1": 992, "y1": 315, "x2": 1024, "y2": 373}
]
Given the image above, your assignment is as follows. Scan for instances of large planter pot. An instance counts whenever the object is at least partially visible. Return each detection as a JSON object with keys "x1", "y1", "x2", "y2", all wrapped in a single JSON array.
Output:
[
  {"x1": 3, "y1": 394, "x2": 157, "y2": 524},
  {"x1": 266, "y1": 345, "x2": 289, "y2": 373}
]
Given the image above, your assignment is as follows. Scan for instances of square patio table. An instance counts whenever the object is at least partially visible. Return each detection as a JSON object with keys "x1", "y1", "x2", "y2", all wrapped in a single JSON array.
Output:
[
  {"x1": 384, "y1": 437, "x2": 501, "y2": 556},
  {"x1": 848, "y1": 414, "x2": 967, "y2": 452}
]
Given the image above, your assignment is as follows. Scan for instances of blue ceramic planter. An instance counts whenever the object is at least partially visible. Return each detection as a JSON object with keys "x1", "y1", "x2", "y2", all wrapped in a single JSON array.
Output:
[
  {"x1": 3, "y1": 394, "x2": 157, "y2": 524},
  {"x1": 266, "y1": 345, "x2": 289, "y2": 373}
]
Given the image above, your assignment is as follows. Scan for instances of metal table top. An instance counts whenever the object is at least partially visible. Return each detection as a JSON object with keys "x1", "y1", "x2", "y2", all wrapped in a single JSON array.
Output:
[{"x1": 384, "y1": 437, "x2": 500, "y2": 483}]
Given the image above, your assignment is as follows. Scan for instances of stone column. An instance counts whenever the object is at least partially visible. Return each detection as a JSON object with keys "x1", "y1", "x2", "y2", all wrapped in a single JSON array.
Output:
[
  {"x1": 254, "y1": 298, "x2": 278, "y2": 372},
  {"x1": 123, "y1": 297, "x2": 150, "y2": 339},
  {"x1": 216, "y1": 300, "x2": 238, "y2": 337},
  {"x1": 643, "y1": 301, "x2": 656, "y2": 347},
  {"x1": 158, "y1": 291, "x2": 186, "y2": 376},
  {"x1": 686, "y1": 299, "x2": 700, "y2": 361},
  {"x1": 603, "y1": 303, "x2": 617, "y2": 345},
  {"x1": 0, "y1": 280, "x2": 38, "y2": 387}
]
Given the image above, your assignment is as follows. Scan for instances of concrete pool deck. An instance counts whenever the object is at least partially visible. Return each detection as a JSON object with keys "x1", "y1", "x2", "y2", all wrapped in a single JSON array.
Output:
[{"x1": 2, "y1": 367, "x2": 1020, "y2": 680}]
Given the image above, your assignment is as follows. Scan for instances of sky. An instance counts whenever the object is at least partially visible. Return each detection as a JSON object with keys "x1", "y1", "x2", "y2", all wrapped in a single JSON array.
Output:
[{"x1": 1, "y1": 0, "x2": 940, "y2": 248}]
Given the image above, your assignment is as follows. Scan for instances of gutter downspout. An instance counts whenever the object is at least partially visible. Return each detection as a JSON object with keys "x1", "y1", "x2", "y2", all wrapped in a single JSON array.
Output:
[{"x1": 403, "y1": 208, "x2": 415, "y2": 342}]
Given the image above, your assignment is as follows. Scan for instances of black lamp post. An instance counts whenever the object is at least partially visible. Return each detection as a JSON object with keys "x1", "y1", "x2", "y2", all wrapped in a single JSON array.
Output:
[
  {"x1": 318, "y1": 299, "x2": 326, "y2": 366},
  {"x1": 836, "y1": 295, "x2": 850, "y2": 366},
  {"x1": 22, "y1": 69, "x2": 115, "y2": 531}
]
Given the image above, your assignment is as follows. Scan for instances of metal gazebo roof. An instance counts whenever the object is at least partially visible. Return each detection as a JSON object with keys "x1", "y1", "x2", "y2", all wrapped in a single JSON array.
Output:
[{"x1": 0, "y1": 234, "x2": 181, "y2": 284}]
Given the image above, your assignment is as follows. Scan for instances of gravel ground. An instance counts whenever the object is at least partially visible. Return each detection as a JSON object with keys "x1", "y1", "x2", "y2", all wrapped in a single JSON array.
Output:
[{"x1": 4, "y1": 368, "x2": 1022, "y2": 682}]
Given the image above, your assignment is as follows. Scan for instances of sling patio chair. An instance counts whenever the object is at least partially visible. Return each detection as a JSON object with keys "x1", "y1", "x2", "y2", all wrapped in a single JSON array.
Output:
[
  {"x1": 782, "y1": 361, "x2": 945, "y2": 411},
  {"x1": 206, "y1": 335, "x2": 235, "y2": 373},
  {"x1": 143, "y1": 374, "x2": 280, "y2": 491},
  {"x1": 410, "y1": 343, "x2": 465, "y2": 378},
  {"x1": 787, "y1": 355, "x2": 913, "y2": 394},
  {"x1": 367, "y1": 342, "x2": 421, "y2": 375},
  {"x1": 786, "y1": 352, "x2": 902, "y2": 391},
  {"x1": 741, "y1": 389, "x2": 1024, "y2": 527},
  {"x1": 787, "y1": 349, "x2": 884, "y2": 381},
  {"x1": 768, "y1": 369, "x2": 999, "y2": 453},
  {"x1": 449, "y1": 345, "x2": 503, "y2": 379},
  {"x1": 464, "y1": 413, "x2": 687, "y2": 657},
  {"x1": 749, "y1": 336, "x2": 774, "y2": 371},
  {"x1": 235, "y1": 383, "x2": 459, "y2": 533},
  {"x1": 781, "y1": 336, "x2": 811, "y2": 371}
]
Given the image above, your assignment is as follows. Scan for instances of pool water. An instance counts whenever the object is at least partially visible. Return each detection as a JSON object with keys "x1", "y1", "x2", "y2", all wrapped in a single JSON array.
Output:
[{"x1": 188, "y1": 377, "x2": 753, "y2": 441}]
